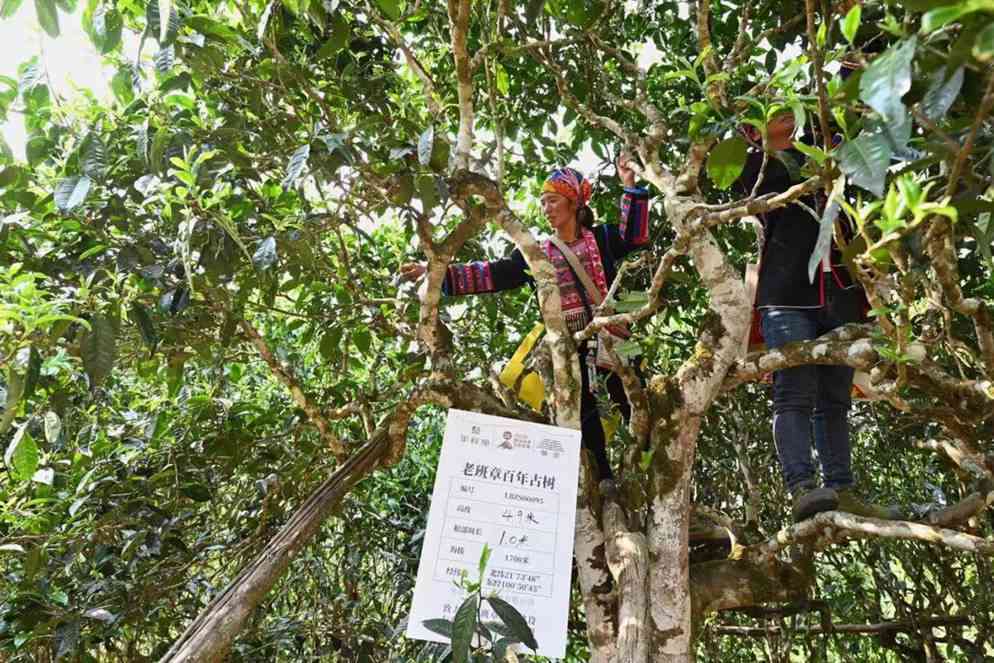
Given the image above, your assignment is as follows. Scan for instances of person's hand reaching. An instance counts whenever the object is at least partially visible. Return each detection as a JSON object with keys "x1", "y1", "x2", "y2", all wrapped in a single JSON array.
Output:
[
  {"x1": 399, "y1": 262, "x2": 427, "y2": 282},
  {"x1": 617, "y1": 153, "x2": 637, "y2": 188}
]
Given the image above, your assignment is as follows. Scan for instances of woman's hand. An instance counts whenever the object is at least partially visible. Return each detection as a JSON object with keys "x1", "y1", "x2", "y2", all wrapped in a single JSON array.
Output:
[
  {"x1": 399, "y1": 262, "x2": 427, "y2": 282},
  {"x1": 617, "y1": 153, "x2": 637, "y2": 188}
]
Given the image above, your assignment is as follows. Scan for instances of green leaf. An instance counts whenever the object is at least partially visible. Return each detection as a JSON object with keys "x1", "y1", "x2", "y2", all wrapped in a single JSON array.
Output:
[
  {"x1": 417, "y1": 174, "x2": 439, "y2": 211},
  {"x1": 185, "y1": 15, "x2": 240, "y2": 44},
  {"x1": 706, "y1": 137, "x2": 748, "y2": 190},
  {"x1": 155, "y1": 43, "x2": 175, "y2": 73},
  {"x1": 253, "y1": 236, "x2": 278, "y2": 271},
  {"x1": 487, "y1": 596, "x2": 538, "y2": 651},
  {"x1": 4, "y1": 424, "x2": 39, "y2": 482},
  {"x1": 82, "y1": 134, "x2": 106, "y2": 180},
  {"x1": 450, "y1": 594, "x2": 479, "y2": 663},
  {"x1": 54, "y1": 175, "x2": 92, "y2": 213},
  {"x1": 615, "y1": 339, "x2": 642, "y2": 358},
  {"x1": 495, "y1": 63, "x2": 509, "y2": 95},
  {"x1": 418, "y1": 126, "x2": 434, "y2": 167},
  {"x1": 842, "y1": 4, "x2": 861, "y2": 44},
  {"x1": 807, "y1": 175, "x2": 845, "y2": 283},
  {"x1": 128, "y1": 302, "x2": 158, "y2": 348},
  {"x1": 478, "y1": 543, "x2": 492, "y2": 579},
  {"x1": 110, "y1": 66, "x2": 135, "y2": 105},
  {"x1": 88, "y1": 4, "x2": 123, "y2": 53},
  {"x1": 422, "y1": 618, "x2": 454, "y2": 638},
  {"x1": 614, "y1": 290, "x2": 649, "y2": 312},
  {"x1": 180, "y1": 482, "x2": 211, "y2": 501},
  {"x1": 80, "y1": 314, "x2": 117, "y2": 389},
  {"x1": 1, "y1": 0, "x2": 24, "y2": 19},
  {"x1": 859, "y1": 38, "x2": 916, "y2": 121},
  {"x1": 974, "y1": 22, "x2": 994, "y2": 61},
  {"x1": 1, "y1": 363, "x2": 25, "y2": 436},
  {"x1": 317, "y1": 13, "x2": 350, "y2": 59},
  {"x1": 921, "y1": 66, "x2": 964, "y2": 121},
  {"x1": 837, "y1": 132, "x2": 892, "y2": 197},
  {"x1": 158, "y1": 0, "x2": 171, "y2": 42},
  {"x1": 319, "y1": 328, "x2": 342, "y2": 359},
  {"x1": 793, "y1": 141, "x2": 830, "y2": 165},
  {"x1": 282, "y1": 143, "x2": 310, "y2": 189},
  {"x1": 353, "y1": 328, "x2": 372, "y2": 354},
  {"x1": 373, "y1": 0, "x2": 400, "y2": 20},
  {"x1": 921, "y1": 4, "x2": 969, "y2": 34},
  {"x1": 35, "y1": 0, "x2": 59, "y2": 37},
  {"x1": 44, "y1": 411, "x2": 61, "y2": 445},
  {"x1": 53, "y1": 620, "x2": 79, "y2": 660},
  {"x1": 23, "y1": 346, "x2": 41, "y2": 403}
]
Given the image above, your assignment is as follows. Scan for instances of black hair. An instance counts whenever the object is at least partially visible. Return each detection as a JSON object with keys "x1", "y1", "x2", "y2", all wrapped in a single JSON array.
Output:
[{"x1": 576, "y1": 204, "x2": 595, "y2": 229}]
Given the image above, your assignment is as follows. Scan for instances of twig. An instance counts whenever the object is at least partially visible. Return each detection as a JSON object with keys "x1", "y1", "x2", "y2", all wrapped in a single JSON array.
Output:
[
  {"x1": 716, "y1": 616, "x2": 970, "y2": 637},
  {"x1": 239, "y1": 318, "x2": 347, "y2": 460}
]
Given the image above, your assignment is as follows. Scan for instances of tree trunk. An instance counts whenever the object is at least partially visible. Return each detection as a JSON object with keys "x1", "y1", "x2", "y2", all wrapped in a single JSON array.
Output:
[
  {"x1": 648, "y1": 416, "x2": 700, "y2": 662},
  {"x1": 160, "y1": 434, "x2": 389, "y2": 662}
]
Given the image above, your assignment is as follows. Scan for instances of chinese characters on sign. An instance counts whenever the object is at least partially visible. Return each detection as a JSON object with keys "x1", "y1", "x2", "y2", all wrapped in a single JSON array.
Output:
[{"x1": 406, "y1": 409, "x2": 581, "y2": 659}]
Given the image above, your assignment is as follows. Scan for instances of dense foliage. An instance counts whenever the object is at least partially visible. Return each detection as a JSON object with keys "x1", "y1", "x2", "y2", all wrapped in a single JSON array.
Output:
[{"x1": 2, "y1": 0, "x2": 994, "y2": 661}]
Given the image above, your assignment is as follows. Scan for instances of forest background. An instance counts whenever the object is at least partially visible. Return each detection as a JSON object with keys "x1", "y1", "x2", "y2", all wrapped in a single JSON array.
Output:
[{"x1": 2, "y1": 0, "x2": 994, "y2": 661}]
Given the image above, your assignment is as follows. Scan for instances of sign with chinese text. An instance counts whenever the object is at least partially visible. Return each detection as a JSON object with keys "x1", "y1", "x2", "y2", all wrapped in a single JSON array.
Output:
[{"x1": 406, "y1": 408, "x2": 581, "y2": 659}]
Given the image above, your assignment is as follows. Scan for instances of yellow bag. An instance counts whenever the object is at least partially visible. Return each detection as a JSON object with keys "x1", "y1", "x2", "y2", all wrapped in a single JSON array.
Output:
[
  {"x1": 498, "y1": 323, "x2": 619, "y2": 441},
  {"x1": 498, "y1": 323, "x2": 546, "y2": 411}
]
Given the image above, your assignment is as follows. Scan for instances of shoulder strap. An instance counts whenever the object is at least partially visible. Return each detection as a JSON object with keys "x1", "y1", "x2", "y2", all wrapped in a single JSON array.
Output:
[{"x1": 548, "y1": 235, "x2": 603, "y2": 306}]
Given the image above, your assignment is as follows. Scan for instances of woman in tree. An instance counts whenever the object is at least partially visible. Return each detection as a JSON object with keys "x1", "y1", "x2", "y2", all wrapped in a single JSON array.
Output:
[{"x1": 400, "y1": 159, "x2": 650, "y2": 480}]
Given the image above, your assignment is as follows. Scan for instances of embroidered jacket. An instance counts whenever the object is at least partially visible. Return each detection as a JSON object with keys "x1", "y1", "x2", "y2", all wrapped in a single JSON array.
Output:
[{"x1": 442, "y1": 187, "x2": 651, "y2": 331}]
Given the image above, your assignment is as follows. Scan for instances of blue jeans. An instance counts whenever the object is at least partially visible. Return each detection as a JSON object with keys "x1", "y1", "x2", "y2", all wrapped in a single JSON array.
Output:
[{"x1": 760, "y1": 285, "x2": 861, "y2": 493}]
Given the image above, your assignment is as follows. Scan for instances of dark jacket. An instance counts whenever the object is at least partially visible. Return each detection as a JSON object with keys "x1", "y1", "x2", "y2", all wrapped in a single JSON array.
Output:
[{"x1": 737, "y1": 150, "x2": 861, "y2": 309}]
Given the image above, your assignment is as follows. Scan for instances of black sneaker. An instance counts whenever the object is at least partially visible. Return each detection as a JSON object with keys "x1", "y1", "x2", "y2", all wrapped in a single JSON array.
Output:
[{"x1": 791, "y1": 483, "x2": 839, "y2": 523}]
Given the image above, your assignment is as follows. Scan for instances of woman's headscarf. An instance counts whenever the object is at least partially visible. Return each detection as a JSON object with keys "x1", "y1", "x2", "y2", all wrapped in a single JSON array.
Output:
[{"x1": 542, "y1": 167, "x2": 592, "y2": 207}]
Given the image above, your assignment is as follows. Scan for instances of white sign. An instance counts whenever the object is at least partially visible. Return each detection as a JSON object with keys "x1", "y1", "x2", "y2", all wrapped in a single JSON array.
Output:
[{"x1": 406, "y1": 408, "x2": 582, "y2": 659}]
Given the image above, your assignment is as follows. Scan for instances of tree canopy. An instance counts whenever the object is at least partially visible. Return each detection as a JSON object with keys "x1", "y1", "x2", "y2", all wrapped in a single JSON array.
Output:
[{"x1": 2, "y1": 0, "x2": 994, "y2": 661}]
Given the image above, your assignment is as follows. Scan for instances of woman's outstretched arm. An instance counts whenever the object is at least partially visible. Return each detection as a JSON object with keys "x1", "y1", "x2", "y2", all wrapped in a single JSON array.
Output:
[{"x1": 400, "y1": 250, "x2": 531, "y2": 296}]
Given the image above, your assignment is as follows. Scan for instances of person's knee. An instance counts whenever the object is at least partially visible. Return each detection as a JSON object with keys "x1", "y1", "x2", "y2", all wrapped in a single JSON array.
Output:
[{"x1": 772, "y1": 385, "x2": 816, "y2": 413}]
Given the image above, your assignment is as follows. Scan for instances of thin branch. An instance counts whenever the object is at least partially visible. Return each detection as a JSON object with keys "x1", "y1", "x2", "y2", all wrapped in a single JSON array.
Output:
[
  {"x1": 239, "y1": 318, "x2": 347, "y2": 460},
  {"x1": 804, "y1": 0, "x2": 835, "y2": 155},
  {"x1": 693, "y1": 175, "x2": 823, "y2": 227},
  {"x1": 946, "y1": 67, "x2": 994, "y2": 199},
  {"x1": 747, "y1": 511, "x2": 994, "y2": 561},
  {"x1": 373, "y1": 12, "x2": 445, "y2": 116},
  {"x1": 726, "y1": 1, "x2": 754, "y2": 68},
  {"x1": 575, "y1": 244, "x2": 683, "y2": 341},
  {"x1": 470, "y1": 35, "x2": 584, "y2": 71},
  {"x1": 715, "y1": 616, "x2": 971, "y2": 637},
  {"x1": 532, "y1": 45, "x2": 635, "y2": 144},
  {"x1": 448, "y1": 0, "x2": 475, "y2": 169}
]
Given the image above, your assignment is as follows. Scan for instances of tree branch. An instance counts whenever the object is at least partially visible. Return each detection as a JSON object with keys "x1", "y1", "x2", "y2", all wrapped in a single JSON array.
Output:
[
  {"x1": 239, "y1": 318, "x2": 347, "y2": 460},
  {"x1": 714, "y1": 616, "x2": 971, "y2": 637},
  {"x1": 747, "y1": 511, "x2": 994, "y2": 561},
  {"x1": 448, "y1": 0, "x2": 475, "y2": 169}
]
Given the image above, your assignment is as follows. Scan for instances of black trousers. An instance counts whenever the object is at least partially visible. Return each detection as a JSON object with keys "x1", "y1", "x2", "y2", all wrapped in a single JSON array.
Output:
[{"x1": 578, "y1": 346, "x2": 632, "y2": 481}]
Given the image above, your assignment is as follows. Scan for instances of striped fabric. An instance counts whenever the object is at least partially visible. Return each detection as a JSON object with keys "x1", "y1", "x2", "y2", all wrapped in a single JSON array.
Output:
[
  {"x1": 544, "y1": 228, "x2": 609, "y2": 333},
  {"x1": 620, "y1": 187, "x2": 650, "y2": 246},
  {"x1": 445, "y1": 261, "x2": 494, "y2": 296}
]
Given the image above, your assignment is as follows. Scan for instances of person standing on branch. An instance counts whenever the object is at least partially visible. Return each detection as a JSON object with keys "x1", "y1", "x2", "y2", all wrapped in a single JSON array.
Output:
[
  {"x1": 400, "y1": 158, "x2": 650, "y2": 481},
  {"x1": 740, "y1": 113, "x2": 899, "y2": 522}
]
